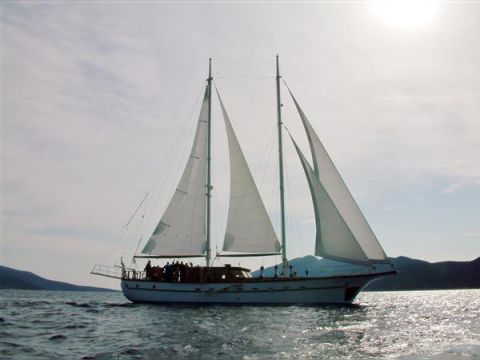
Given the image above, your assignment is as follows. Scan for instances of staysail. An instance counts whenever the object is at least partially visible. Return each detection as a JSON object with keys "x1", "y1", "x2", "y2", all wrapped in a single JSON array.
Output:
[
  {"x1": 291, "y1": 137, "x2": 369, "y2": 263},
  {"x1": 141, "y1": 88, "x2": 209, "y2": 257},
  {"x1": 287, "y1": 89, "x2": 388, "y2": 264},
  {"x1": 217, "y1": 89, "x2": 281, "y2": 255}
]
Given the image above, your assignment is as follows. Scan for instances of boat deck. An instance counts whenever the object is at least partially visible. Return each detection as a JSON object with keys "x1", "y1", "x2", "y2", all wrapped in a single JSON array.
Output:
[{"x1": 91, "y1": 263, "x2": 396, "y2": 284}]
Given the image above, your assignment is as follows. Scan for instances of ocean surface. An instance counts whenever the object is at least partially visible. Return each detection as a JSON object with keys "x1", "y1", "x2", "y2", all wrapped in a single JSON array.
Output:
[{"x1": 0, "y1": 289, "x2": 479, "y2": 359}]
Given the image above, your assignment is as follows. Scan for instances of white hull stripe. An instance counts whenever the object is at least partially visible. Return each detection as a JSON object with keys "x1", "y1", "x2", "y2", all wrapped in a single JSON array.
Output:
[{"x1": 123, "y1": 285, "x2": 347, "y2": 294}]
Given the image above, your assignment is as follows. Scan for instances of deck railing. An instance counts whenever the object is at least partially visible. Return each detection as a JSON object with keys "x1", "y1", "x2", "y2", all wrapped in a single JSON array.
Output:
[{"x1": 90, "y1": 264, "x2": 146, "y2": 280}]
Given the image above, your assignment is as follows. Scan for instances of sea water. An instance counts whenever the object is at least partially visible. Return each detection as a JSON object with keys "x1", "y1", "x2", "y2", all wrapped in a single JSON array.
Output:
[{"x1": 0, "y1": 289, "x2": 479, "y2": 359}]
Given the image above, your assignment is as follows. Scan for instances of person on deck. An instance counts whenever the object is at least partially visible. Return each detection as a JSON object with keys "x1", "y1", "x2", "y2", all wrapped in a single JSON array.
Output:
[
  {"x1": 120, "y1": 257, "x2": 126, "y2": 278},
  {"x1": 145, "y1": 260, "x2": 152, "y2": 279}
]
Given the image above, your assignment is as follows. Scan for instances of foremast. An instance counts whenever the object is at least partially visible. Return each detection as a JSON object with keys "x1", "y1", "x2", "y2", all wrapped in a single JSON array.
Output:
[
  {"x1": 206, "y1": 58, "x2": 213, "y2": 267},
  {"x1": 276, "y1": 55, "x2": 288, "y2": 272}
]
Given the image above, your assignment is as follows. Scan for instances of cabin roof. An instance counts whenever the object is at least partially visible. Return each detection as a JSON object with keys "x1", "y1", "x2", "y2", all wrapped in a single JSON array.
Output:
[{"x1": 208, "y1": 266, "x2": 251, "y2": 272}]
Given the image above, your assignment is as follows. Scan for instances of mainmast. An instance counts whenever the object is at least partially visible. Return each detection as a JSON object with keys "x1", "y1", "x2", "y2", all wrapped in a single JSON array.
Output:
[
  {"x1": 276, "y1": 55, "x2": 288, "y2": 272},
  {"x1": 206, "y1": 58, "x2": 213, "y2": 267}
]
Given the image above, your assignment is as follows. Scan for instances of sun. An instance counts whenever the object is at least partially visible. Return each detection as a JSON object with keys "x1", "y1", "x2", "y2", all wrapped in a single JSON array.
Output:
[{"x1": 371, "y1": 0, "x2": 438, "y2": 29}]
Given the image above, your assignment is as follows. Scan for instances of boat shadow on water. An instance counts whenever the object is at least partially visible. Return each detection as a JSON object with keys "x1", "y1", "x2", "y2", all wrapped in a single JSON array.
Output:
[{"x1": 134, "y1": 302, "x2": 368, "y2": 310}]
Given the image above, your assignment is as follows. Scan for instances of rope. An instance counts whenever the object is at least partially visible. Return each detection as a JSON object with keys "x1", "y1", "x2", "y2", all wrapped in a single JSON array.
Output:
[
  {"x1": 130, "y1": 84, "x2": 205, "y2": 254},
  {"x1": 97, "y1": 84, "x2": 206, "y2": 266},
  {"x1": 216, "y1": 76, "x2": 274, "y2": 80},
  {"x1": 284, "y1": 153, "x2": 307, "y2": 255}
]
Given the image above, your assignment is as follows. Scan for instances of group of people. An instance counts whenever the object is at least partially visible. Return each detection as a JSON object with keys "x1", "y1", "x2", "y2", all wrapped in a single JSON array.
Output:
[
  {"x1": 120, "y1": 259, "x2": 310, "y2": 282},
  {"x1": 144, "y1": 260, "x2": 197, "y2": 282},
  {"x1": 258, "y1": 264, "x2": 308, "y2": 278}
]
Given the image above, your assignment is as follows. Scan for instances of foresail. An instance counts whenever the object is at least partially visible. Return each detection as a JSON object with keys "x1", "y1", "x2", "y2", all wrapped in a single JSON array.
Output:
[
  {"x1": 288, "y1": 89, "x2": 388, "y2": 263},
  {"x1": 217, "y1": 89, "x2": 281, "y2": 254},
  {"x1": 141, "y1": 88, "x2": 209, "y2": 256},
  {"x1": 291, "y1": 137, "x2": 369, "y2": 264}
]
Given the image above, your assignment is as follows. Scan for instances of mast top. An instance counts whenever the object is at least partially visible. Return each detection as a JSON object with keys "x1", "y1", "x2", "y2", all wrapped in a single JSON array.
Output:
[
  {"x1": 208, "y1": 58, "x2": 213, "y2": 81},
  {"x1": 276, "y1": 55, "x2": 281, "y2": 79}
]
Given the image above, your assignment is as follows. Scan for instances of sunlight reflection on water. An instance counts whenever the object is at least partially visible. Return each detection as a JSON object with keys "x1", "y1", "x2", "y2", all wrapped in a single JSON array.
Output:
[{"x1": 0, "y1": 289, "x2": 479, "y2": 359}]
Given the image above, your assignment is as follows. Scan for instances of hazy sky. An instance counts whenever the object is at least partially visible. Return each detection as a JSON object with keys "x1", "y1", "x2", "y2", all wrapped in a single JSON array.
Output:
[{"x1": 2, "y1": 1, "x2": 479, "y2": 289}]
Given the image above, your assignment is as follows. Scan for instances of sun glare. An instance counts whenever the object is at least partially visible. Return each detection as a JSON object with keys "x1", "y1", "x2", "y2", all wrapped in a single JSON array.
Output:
[{"x1": 371, "y1": 0, "x2": 438, "y2": 29}]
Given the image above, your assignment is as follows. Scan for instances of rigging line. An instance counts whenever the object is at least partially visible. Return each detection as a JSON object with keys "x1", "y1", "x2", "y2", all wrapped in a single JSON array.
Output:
[
  {"x1": 270, "y1": 158, "x2": 280, "y2": 232},
  {"x1": 139, "y1": 82, "x2": 205, "y2": 208},
  {"x1": 101, "y1": 84, "x2": 206, "y2": 263},
  {"x1": 138, "y1": 139, "x2": 187, "y2": 243},
  {"x1": 216, "y1": 85, "x2": 276, "y2": 228},
  {"x1": 125, "y1": 208, "x2": 145, "y2": 263},
  {"x1": 215, "y1": 76, "x2": 275, "y2": 79},
  {"x1": 211, "y1": 171, "x2": 222, "y2": 255},
  {"x1": 128, "y1": 222, "x2": 144, "y2": 266},
  {"x1": 126, "y1": 191, "x2": 150, "y2": 227},
  {"x1": 97, "y1": 193, "x2": 154, "y2": 265},
  {"x1": 94, "y1": 221, "x2": 130, "y2": 266},
  {"x1": 131, "y1": 195, "x2": 150, "y2": 262},
  {"x1": 124, "y1": 86, "x2": 205, "y2": 259},
  {"x1": 132, "y1": 84, "x2": 206, "y2": 254},
  {"x1": 143, "y1": 92, "x2": 206, "y2": 257},
  {"x1": 132, "y1": 198, "x2": 154, "y2": 257},
  {"x1": 140, "y1": 83, "x2": 205, "y2": 208},
  {"x1": 214, "y1": 86, "x2": 257, "y2": 221},
  {"x1": 256, "y1": 131, "x2": 276, "y2": 190},
  {"x1": 95, "y1": 190, "x2": 151, "y2": 265},
  {"x1": 283, "y1": 124, "x2": 305, "y2": 256},
  {"x1": 118, "y1": 189, "x2": 156, "y2": 262},
  {"x1": 148, "y1": 84, "x2": 203, "y2": 195},
  {"x1": 185, "y1": 178, "x2": 201, "y2": 255},
  {"x1": 284, "y1": 151, "x2": 305, "y2": 255},
  {"x1": 282, "y1": 79, "x2": 297, "y2": 98},
  {"x1": 208, "y1": 89, "x2": 228, "y2": 257}
]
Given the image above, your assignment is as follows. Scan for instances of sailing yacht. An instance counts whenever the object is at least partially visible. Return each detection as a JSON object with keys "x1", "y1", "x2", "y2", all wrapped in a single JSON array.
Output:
[{"x1": 92, "y1": 57, "x2": 396, "y2": 304}]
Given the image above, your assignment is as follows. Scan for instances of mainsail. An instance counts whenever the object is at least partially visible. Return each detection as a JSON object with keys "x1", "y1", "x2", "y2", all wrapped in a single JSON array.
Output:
[
  {"x1": 288, "y1": 89, "x2": 388, "y2": 264},
  {"x1": 217, "y1": 89, "x2": 281, "y2": 255},
  {"x1": 141, "y1": 88, "x2": 209, "y2": 257}
]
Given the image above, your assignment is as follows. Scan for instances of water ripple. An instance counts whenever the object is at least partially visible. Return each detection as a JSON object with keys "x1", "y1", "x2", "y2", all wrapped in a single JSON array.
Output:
[{"x1": 0, "y1": 289, "x2": 479, "y2": 359}]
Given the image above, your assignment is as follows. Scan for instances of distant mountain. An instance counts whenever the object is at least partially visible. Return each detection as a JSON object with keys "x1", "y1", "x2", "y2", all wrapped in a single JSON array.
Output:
[
  {"x1": 0, "y1": 265, "x2": 115, "y2": 292},
  {"x1": 366, "y1": 256, "x2": 480, "y2": 291},
  {"x1": 253, "y1": 255, "x2": 480, "y2": 291}
]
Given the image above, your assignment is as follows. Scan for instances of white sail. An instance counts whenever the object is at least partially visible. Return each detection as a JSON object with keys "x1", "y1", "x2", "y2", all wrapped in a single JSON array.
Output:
[
  {"x1": 217, "y1": 90, "x2": 281, "y2": 254},
  {"x1": 288, "y1": 90, "x2": 388, "y2": 263},
  {"x1": 291, "y1": 137, "x2": 369, "y2": 263},
  {"x1": 141, "y1": 88, "x2": 209, "y2": 256}
]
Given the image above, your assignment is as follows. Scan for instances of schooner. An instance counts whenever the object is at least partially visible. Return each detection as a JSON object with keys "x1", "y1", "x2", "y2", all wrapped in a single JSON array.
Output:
[{"x1": 92, "y1": 57, "x2": 396, "y2": 304}]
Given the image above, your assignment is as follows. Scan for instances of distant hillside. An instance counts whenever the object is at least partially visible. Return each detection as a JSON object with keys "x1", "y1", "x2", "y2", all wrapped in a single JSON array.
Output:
[
  {"x1": 367, "y1": 256, "x2": 480, "y2": 291},
  {"x1": 253, "y1": 256, "x2": 480, "y2": 291},
  {"x1": 0, "y1": 265, "x2": 115, "y2": 292}
]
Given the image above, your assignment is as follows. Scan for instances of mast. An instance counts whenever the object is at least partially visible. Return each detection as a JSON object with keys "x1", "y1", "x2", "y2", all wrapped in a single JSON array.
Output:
[
  {"x1": 206, "y1": 58, "x2": 213, "y2": 267},
  {"x1": 276, "y1": 55, "x2": 287, "y2": 272}
]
